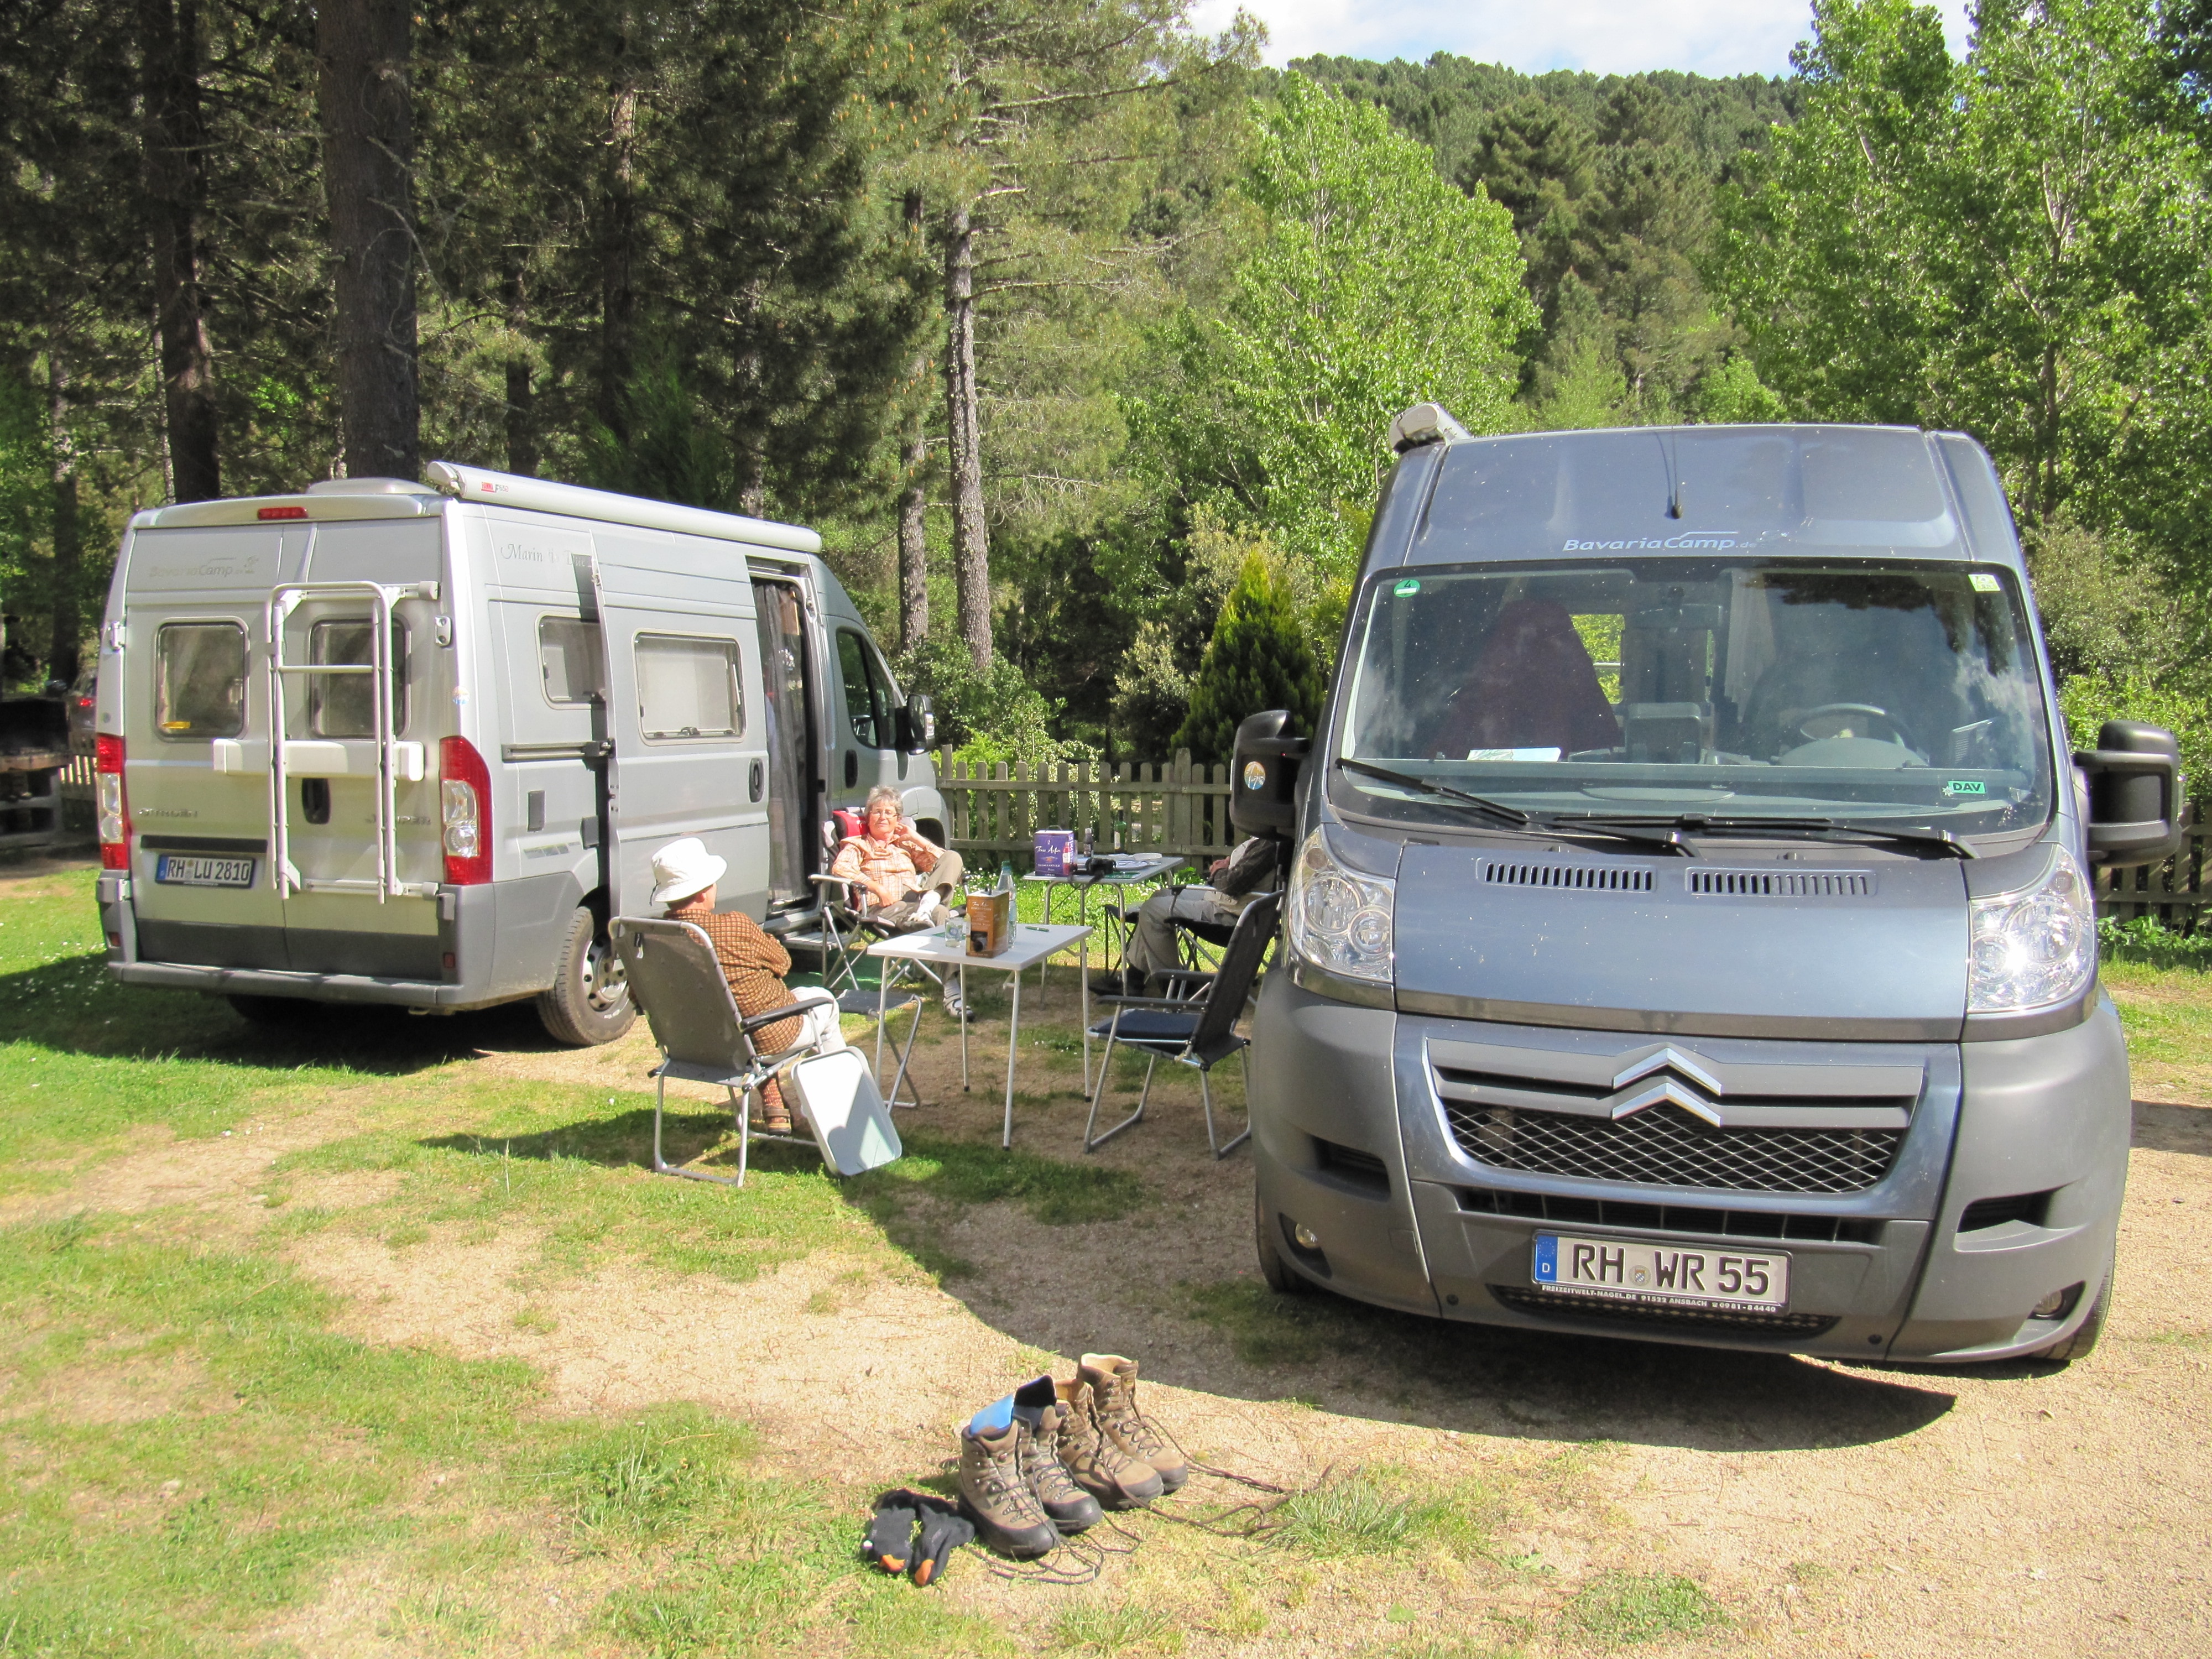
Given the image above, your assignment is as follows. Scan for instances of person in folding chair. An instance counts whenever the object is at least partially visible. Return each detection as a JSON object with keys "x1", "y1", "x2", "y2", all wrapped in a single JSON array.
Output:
[
  {"x1": 654, "y1": 837, "x2": 844, "y2": 1135},
  {"x1": 1118, "y1": 834, "x2": 1279, "y2": 995},
  {"x1": 828, "y1": 786, "x2": 974, "y2": 1019}
]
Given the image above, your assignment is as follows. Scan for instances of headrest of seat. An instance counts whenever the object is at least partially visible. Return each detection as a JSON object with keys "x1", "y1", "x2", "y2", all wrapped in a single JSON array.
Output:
[{"x1": 831, "y1": 807, "x2": 864, "y2": 842}]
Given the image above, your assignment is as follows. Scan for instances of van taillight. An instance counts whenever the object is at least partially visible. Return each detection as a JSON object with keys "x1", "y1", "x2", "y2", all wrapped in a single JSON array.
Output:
[
  {"x1": 96, "y1": 734, "x2": 128, "y2": 870},
  {"x1": 440, "y1": 735, "x2": 492, "y2": 885}
]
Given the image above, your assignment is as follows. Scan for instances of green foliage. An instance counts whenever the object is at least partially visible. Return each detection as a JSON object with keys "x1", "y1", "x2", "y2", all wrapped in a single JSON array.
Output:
[
  {"x1": 1174, "y1": 551, "x2": 1326, "y2": 763},
  {"x1": 1559, "y1": 1572, "x2": 1726, "y2": 1644},
  {"x1": 894, "y1": 633, "x2": 1097, "y2": 768},
  {"x1": 1137, "y1": 72, "x2": 1535, "y2": 576},
  {"x1": 2101, "y1": 916, "x2": 2212, "y2": 966},
  {"x1": 1050, "y1": 1602, "x2": 1185, "y2": 1653}
]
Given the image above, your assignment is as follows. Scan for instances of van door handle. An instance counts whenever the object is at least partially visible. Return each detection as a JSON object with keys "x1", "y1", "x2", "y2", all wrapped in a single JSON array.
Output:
[
  {"x1": 843, "y1": 750, "x2": 858, "y2": 788},
  {"x1": 749, "y1": 760, "x2": 764, "y2": 802}
]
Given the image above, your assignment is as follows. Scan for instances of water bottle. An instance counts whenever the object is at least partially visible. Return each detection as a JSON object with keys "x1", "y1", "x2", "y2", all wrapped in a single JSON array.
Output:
[{"x1": 998, "y1": 858, "x2": 1015, "y2": 895}]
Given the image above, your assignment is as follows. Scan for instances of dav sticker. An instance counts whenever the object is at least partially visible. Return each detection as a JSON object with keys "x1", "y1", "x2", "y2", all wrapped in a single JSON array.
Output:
[{"x1": 1944, "y1": 779, "x2": 1987, "y2": 796}]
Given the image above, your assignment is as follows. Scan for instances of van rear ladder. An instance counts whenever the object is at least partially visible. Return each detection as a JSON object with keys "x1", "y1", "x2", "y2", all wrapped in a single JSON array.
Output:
[{"x1": 265, "y1": 580, "x2": 440, "y2": 900}]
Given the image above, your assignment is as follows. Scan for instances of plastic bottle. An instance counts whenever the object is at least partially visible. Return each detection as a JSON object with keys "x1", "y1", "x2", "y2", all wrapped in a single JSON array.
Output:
[{"x1": 998, "y1": 858, "x2": 1015, "y2": 895}]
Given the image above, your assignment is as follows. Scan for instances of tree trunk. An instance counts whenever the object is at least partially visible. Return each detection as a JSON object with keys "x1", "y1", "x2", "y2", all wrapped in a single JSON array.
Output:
[
  {"x1": 503, "y1": 267, "x2": 535, "y2": 476},
  {"x1": 598, "y1": 60, "x2": 640, "y2": 437},
  {"x1": 898, "y1": 189, "x2": 930, "y2": 651},
  {"x1": 317, "y1": 0, "x2": 419, "y2": 479},
  {"x1": 47, "y1": 352, "x2": 81, "y2": 686},
  {"x1": 897, "y1": 394, "x2": 930, "y2": 651},
  {"x1": 942, "y1": 202, "x2": 990, "y2": 670},
  {"x1": 138, "y1": 0, "x2": 220, "y2": 502}
]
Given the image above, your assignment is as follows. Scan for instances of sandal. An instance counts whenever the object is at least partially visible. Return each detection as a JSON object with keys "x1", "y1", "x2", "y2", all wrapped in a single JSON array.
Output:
[{"x1": 759, "y1": 1082, "x2": 794, "y2": 1135}]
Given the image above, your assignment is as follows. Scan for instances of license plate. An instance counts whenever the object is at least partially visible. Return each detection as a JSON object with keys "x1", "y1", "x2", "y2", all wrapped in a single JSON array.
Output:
[
  {"x1": 154, "y1": 854, "x2": 257, "y2": 889},
  {"x1": 1532, "y1": 1232, "x2": 1789, "y2": 1312}
]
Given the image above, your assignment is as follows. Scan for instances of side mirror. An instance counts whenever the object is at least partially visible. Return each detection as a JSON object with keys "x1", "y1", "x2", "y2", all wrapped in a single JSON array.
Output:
[
  {"x1": 1231, "y1": 709, "x2": 1309, "y2": 841},
  {"x1": 2075, "y1": 719, "x2": 2187, "y2": 865},
  {"x1": 899, "y1": 694, "x2": 935, "y2": 754}
]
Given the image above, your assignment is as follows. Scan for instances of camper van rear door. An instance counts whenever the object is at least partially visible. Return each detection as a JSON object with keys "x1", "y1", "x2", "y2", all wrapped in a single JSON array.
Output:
[{"x1": 589, "y1": 541, "x2": 770, "y2": 919}]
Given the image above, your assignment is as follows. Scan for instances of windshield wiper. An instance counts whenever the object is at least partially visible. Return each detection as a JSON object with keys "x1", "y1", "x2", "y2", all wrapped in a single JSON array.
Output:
[
  {"x1": 1567, "y1": 812, "x2": 1978, "y2": 859},
  {"x1": 1337, "y1": 760, "x2": 1697, "y2": 855}
]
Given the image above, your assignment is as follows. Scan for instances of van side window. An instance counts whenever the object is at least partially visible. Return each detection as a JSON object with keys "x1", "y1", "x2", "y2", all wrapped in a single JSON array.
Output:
[
  {"x1": 308, "y1": 618, "x2": 409, "y2": 736},
  {"x1": 155, "y1": 622, "x2": 248, "y2": 739},
  {"x1": 539, "y1": 616, "x2": 605, "y2": 705},
  {"x1": 836, "y1": 628, "x2": 894, "y2": 748},
  {"x1": 636, "y1": 634, "x2": 743, "y2": 741}
]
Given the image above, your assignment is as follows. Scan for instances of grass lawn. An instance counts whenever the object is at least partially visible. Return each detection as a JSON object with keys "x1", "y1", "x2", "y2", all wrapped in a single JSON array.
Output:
[{"x1": 3, "y1": 859, "x2": 2203, "y2": 1656}]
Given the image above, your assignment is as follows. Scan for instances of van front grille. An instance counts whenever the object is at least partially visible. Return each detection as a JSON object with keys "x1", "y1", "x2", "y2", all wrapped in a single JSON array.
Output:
[
  {"x1": 1457, "y1": 1186, "x2": 1882, "y2": 1244},
  {"x1": 1686, "y1": 868, "x2": 1873, "y2": 898},
  {"x1": 1488, "y1": 1285, "x2": 1839, "y2": 1339},
  {"x1": 1481, "y1": 860, "x2": 1653, "y2": 893},
  {"x1": 1446, "y1": 1101, "x2": 1903, "y2": 1194}
]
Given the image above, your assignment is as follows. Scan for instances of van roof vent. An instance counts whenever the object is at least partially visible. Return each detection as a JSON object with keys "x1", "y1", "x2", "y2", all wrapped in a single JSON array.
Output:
[
  {"x1": 1687, "y1": 868, "x2": 1875, "y2": 899},
  {"x1": 1482, "y1": 860, "x2": 1654, "y2": 893}
]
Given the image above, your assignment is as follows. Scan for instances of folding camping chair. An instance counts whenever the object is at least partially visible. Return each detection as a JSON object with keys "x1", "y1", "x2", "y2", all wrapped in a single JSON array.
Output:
[
  {"x1": 610, "y1": 915, "x2": 899, "y2": 1187},
  {"x1": 1083, "y1": 890, "x2": 1282, "y2": 1160}
]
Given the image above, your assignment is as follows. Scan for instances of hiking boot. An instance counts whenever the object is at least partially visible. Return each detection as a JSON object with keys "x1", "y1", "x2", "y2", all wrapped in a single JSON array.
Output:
[
  {"x1": 1012, "y1": 1375, "x2": 1101, "y2": 1531},
  {"x1": 1078, "y1": 1353, "x2": 1187, "y2": 1493},
  {"x1": 1055, "y1": 1378, "x2": 1164, "y2": 1509},
  {"x1": 957, "y1": 1402, "x2": 1059, "y2": 1558}
]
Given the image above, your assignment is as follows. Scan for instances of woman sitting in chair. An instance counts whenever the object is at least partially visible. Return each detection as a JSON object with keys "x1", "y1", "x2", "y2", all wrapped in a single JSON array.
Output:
[
  {"x1": 653, "y1": 837, "x2": 842, "y2": 1135},
  {"x1": 829, "y1": 786, "x2": 967, "y2": 930}
]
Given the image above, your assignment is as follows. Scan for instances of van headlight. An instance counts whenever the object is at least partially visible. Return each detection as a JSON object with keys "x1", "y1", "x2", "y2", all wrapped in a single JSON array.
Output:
[
  {"x1": 1288, "y1": 828, "x2": 1394, "y2": 984},
  {"x1": 1968, "y1": 848, "x2": 2095, "y2": 1014}
]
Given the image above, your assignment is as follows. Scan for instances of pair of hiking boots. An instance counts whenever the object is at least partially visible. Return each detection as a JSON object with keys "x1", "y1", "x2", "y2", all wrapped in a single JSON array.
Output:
[{"x1": 957, "y1": 1353, "x2": 1187, "y2": 1558}]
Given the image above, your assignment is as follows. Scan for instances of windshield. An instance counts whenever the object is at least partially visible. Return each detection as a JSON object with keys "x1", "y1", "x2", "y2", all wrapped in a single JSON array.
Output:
[{"x1": 1335, "y1": 558, "x2": 2053, "y2": 837}]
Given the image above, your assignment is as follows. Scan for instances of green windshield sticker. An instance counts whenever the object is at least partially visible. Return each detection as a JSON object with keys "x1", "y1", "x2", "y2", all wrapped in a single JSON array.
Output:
[
  {"x1": 1969, "y1": 572, "x2": 2002, "y2": 592},
  {"x1": 1394, "y1": 578, "x2": 1421, "y2": 596},
  {"x1": 1944, "y1": 779, "x2": 1987, "y2": 796}
]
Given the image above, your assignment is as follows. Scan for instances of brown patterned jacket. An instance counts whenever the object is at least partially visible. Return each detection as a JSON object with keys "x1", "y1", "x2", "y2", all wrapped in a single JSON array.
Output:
[{"x1": 665, "y1": 899, "x2": 804, "y2": 1054}]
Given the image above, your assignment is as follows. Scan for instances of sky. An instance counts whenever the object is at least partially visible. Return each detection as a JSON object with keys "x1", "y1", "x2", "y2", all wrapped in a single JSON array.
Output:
[{"x1": 1186, "y1": 0, "x2": 1976, "y2": 80}]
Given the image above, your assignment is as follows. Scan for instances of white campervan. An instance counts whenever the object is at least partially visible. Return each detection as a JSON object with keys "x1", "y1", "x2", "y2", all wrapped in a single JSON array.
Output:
[{"x1": 92, "y1": 464, "x2": 942, "y2": 1044}]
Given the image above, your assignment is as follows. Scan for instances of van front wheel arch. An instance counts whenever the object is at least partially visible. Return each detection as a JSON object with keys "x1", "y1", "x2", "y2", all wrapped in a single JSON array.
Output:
[{"x1": 537, "y1": 906, "x2": 636, "y2": 1047}]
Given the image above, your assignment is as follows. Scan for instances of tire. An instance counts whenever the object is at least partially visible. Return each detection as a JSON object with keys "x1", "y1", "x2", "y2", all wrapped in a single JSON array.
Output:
[
  {"x1": 2036, "y1": 1272, "x2": 2110, "y2": 1364},
  {"x1": 536, "y1": 906, "x2": 635, "y2": 1046},
  {"x1": 1255, "y1": 1190, "x2": 1310, "y2": 1295},
  {"x1": 228, "y1": 993, "x2": 305, "y2": 1024}
]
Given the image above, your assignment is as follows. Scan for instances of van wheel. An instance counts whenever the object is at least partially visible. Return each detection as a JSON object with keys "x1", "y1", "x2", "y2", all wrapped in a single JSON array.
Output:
[
  {"x1": 228, "y1": 994, "x2": 302, "y2": 1024},
  {"x1": 2036, "y1": 1272, "x2": 2111, "y2": 1365},
  {"x1": 537, "y1": 907, "x2": 635, "y2": 1047},
  {"x1": 1255, "y1": 1192, "x2": 1310, "y2": 1295}
]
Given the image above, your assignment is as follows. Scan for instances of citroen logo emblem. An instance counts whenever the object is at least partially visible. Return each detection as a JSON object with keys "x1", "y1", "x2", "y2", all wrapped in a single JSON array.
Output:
[{"x1": 1606, "y1": 1046, "x2": 1727, "y2": 1126}]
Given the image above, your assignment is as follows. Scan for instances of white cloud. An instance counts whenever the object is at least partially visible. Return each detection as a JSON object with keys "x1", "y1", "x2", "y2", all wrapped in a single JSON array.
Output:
[{"x1": 1190, "y1": 0, "x2": 1975, "y2": 80}]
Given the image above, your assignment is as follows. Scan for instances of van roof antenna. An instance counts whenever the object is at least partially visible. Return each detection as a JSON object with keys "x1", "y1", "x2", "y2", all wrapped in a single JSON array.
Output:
[{"x1": 1387, "y1": 402, "x2": 1470, "y2": 454}]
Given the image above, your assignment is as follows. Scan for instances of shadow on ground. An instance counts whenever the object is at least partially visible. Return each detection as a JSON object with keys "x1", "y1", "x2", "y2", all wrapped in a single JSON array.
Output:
[{"x1": 2133, "y1": 1098, "x2": 2212, "y2": 1156}]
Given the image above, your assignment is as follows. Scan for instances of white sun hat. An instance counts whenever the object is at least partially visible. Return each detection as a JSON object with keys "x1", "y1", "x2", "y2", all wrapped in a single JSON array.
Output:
[{"x1": 650, "y1": 837, "x2": 727, "y2": 907}]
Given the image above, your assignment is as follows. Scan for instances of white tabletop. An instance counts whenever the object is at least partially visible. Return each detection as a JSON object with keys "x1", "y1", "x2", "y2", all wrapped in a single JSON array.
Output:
[
  {"x1": 1022, "y1": 854, "x2": 1185, "y2": 886},
  {"x1": 865, "y1": 921, "x2": 1092, "y2": 973}
]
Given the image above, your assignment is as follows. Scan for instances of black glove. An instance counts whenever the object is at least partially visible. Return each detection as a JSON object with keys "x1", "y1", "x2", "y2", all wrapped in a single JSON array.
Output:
[
  {"x1": 864, "y1": 1490, "x2": 920, "y2": 1575},
  {"x1": 911, "y1": 1494, "x2": 975, "y2": 1587}
]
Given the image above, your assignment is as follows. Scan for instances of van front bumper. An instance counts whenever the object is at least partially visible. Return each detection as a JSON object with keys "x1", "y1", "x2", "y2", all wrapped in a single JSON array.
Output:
[{"x1": 1250, "y1": 973, "x2": 2130, "y2": 1365}]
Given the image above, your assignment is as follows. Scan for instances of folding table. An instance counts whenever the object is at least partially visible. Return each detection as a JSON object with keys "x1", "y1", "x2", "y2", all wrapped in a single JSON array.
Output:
[{"x1": 865, "y1": 921, "x2": 1092, "y2": 1149}]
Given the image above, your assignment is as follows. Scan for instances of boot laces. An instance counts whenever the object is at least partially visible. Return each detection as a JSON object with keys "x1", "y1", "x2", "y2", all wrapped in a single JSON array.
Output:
[
  {"x1": 1021, "y1": 1419, "x2": 1083, "y2": 1504},
  {"x1": 1100, "y1": 1377, "x2": 1167, "y2": 1459}
]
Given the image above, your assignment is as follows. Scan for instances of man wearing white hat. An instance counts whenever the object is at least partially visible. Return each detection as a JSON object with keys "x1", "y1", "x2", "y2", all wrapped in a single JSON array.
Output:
[{"x1": 653, "y1": 837, "x2": 842, "y2": 1134}]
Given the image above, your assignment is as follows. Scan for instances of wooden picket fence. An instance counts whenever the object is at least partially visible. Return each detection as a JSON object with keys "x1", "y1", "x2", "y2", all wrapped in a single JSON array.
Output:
[
  {"x1": 2098, "y1": 805, "x2": 2210, "y2": 927},
  {"x1": 936, "y1": 749, "x2": 1238, "y2": 862}
]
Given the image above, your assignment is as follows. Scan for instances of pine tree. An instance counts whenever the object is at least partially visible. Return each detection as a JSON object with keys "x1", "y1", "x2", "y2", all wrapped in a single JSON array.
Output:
[{"x1": 1173, "y1": 552, "x2": 1323, "y2": 765}]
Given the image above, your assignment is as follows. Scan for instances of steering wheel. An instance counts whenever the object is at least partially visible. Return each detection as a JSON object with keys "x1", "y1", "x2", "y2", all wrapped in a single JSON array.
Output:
[{"x1": 1793, "y1": 702, "x2": 1916, "y2": 750}]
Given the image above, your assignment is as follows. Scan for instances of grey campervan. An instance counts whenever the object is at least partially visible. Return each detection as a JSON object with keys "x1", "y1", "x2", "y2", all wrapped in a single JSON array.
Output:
[
  {"x1": 1234, "y1": 416, "x2": 2183, "y2": 1365},
  {"x1": 93, "y1": 463, "x2": 940, "y2": 1044}
]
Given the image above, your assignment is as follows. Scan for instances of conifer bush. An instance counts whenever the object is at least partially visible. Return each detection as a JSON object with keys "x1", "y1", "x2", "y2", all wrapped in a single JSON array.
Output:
[{"x1": 1173, "y1": 553, "x2": 1324, "y2": 764}]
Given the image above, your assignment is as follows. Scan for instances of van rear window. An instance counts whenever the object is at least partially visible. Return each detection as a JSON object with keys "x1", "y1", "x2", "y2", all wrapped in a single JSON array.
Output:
[
  {"x1": 308, "y1": 618, "x2": 409, "y2": 737},
  {"x1": 636, "y1": 634, "x2": 743, "y2": 741},
  {"x1": 155, "y1": 622, "x2": 247, "y2": 739}
]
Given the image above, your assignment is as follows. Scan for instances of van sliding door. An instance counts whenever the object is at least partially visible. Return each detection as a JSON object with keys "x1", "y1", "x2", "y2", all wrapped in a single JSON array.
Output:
[
  {"x1": 592, "y1": 535, "x2": 770, "y2": 919},
  {"x1": 750, "y1": 576, "x2": 813, "y2": 909}
]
